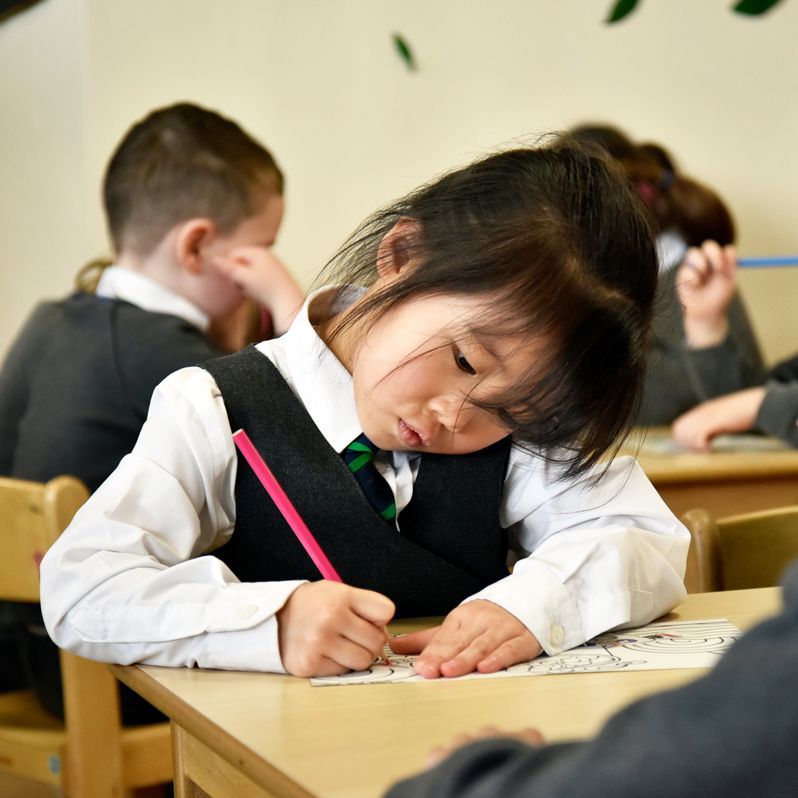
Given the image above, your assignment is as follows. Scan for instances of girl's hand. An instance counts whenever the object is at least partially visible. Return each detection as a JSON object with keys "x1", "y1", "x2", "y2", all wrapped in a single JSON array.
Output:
[
  {"x1": 389, "y1": 599, "x2": 541, "y2": 678},
  {"x1": 671, "y1": 386, "x2": 767, "y2": 451},
  {"x1": 426, "y1": 726, "x2": 544, "y2": 769},
  {"x1": 215, "y1": 246, "x2": 304, "y2": 334},
  {"x1": 276, "y1": 581, "x2": 395, "y2": 677},
  {"x1": 676, "y1": 240, "x2": 738, "y2": 348}
]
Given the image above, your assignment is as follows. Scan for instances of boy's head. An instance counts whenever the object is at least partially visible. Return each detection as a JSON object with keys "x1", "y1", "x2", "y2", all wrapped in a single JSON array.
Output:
[
  {"x1": 103, "y1": 102, "x2": 283, "y2": 258},
  {"x1": 102, "y1": 103, "x2": 285, "y2": 321}
]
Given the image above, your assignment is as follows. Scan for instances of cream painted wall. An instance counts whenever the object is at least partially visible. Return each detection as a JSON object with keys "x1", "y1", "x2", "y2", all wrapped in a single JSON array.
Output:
[
  {"x1": 0, "y1": 0, "x2": 88, "y2": 357},
  {"x1": 2, "y1": 0, "x2": 798, "y2": 363}
]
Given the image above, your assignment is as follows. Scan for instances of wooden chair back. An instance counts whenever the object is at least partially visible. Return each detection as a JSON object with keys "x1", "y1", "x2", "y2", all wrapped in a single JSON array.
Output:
[
  {"x1": 0, "y1": 475, "x2": 172, "y2": 797},
  {"x1": 683, "y1": 505, "x2": 798, "y2": 593}
]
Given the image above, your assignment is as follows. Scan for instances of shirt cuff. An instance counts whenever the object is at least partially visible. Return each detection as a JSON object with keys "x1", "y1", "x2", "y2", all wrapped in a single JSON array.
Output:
[
  {"x1": 197, "y1": 580, "x2": 306, "y2": 672},
  {"x1": 461, "y1": 562, "x2": 583, "y2": 655}
]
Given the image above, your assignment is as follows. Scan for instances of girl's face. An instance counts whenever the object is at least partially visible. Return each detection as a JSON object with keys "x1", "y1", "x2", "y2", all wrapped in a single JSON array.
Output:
[{"x1": 344, "y1": 293, "x2": 536, "y2": 455}]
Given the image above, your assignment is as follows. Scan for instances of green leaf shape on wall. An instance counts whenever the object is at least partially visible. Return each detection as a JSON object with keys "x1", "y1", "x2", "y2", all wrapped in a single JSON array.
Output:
[
  {"x1": 606, "y1": 0, "x2": 640, "y2": 24},
  {"x1": 0, "y1": 0, "x2": 44, "y2": 24},
  {"x1": 733, "y1": 0, "x2": 783, "y2": 15},
  {"x1": 392, "y1": 33, "x2": 417, "y2": 72}
]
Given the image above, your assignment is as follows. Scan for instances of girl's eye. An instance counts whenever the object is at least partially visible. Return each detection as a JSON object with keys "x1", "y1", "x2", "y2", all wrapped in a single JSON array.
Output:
[{"x1": 454, "y1": 349, "x2": 476, "y2": 375}]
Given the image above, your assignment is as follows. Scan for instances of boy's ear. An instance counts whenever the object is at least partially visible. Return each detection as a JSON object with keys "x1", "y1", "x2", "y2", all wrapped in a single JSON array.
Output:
[
  {"x1": 174, "y1": 218, "x2": 217, "y2": 274},
  {"x1": 376, "y1": 217, "x2": 421, "y2": 278}
]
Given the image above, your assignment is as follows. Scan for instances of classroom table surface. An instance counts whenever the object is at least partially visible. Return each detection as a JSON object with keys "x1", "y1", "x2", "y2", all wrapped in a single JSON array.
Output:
[
  {"x1": 112, "y1": 586, "x2": 781, "y2": 798},
  {"x1": 623, "y1": 428, "x2": 798, "y2": 517}
]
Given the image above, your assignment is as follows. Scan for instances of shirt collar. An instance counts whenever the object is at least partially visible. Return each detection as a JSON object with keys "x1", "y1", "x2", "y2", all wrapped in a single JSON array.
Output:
[
  {"x1": 96, "y1": 265, "x2": 211, "y2": 332},
  {"x1": 255, "y1": 287, "x2": 363, "y2": 453},
  {"x1": 656, "y1": 230, "x2": 688, "y2": 275}
]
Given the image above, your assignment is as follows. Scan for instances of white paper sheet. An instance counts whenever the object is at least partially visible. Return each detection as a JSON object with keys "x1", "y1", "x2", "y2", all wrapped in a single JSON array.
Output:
[{"x1": 310, "y1": 618, "x2": 741, "y2": 686}]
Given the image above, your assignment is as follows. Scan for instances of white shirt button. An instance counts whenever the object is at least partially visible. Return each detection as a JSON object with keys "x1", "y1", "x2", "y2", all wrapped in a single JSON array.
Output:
[
  {"x1": 550, "y1": 624, "x2": 565, "y2": 647},
  {"x1": 237, "y1": 604, "x2": 258, "y2": 620}
]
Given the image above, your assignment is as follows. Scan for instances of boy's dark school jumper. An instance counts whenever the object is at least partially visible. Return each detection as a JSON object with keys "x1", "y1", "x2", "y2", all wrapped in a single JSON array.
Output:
[
  {"x1": 204, "y1": 346, "x2": 511, "y2": 616},
  {"x1": 0, "y1": 293, "x2": 223, "y2": 491},
  {"x1": 0, "y1": 291, "x2": 223, "y2": 723}
]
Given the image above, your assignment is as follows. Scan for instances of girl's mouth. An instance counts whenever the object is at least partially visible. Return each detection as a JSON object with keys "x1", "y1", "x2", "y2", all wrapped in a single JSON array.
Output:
[{"x1": 398, "y1": 419, "x2": 428, "y2": 447}]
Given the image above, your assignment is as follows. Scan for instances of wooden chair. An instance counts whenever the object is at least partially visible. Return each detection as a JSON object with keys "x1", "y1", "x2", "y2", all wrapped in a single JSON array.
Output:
[
  {"x1": 0, "y1": 475, "x2": 172, "y2": 797},
  {"x1": 683, "y1": 505, "x2": 798, "y2": 593}
]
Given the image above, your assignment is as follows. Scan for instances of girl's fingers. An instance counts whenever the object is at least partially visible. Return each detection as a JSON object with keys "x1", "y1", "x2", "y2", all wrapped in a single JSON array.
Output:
[
  {"x1": 437, "y1": 630, "x2": 541, "y2": 677},
  {"x1": 322, "y1": 635, "x2": 383, "y2": 673},
  {"x1": 340, "y1": 612, "x2": 391, "y2": 655},
  {"x1": 411, "y1": 621, "x2": 474, "y2": 678},
  {"x1": 312, "y1": 654, "x2": 361, "y2": 677},
  {"x1": 701, "y1": 239, "x2": 724, "y2": 270},
  {"x1": 436, "y1": 631, "x2": 500, "y2": 677},
  {"x1": 672, "y1": 416, "x2": 712, "y2": 451},
  {"x1": 476, "y1": 635, "x2": 542, "y2": 673},
  {"x1": 388, "y1": 626, "x2": 440, "y2": 655},
  {"x1": 348, "y1": 588, "x2": 395, "y2": 627},
  {"x1": 410, "y1": 602, "x2": 540, "y2": 678},
  {"x1": 685, "y1": 246, "x2": 708, "y2": 268},
  {"x1": 724, "y1": 244, "x2": 738, "y2": 269}
]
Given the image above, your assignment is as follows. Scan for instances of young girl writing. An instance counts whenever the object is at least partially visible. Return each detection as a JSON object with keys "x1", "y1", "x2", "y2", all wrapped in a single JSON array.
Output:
[{"x1": 40, "y1": 139, "x2": 689, "y2": 679}]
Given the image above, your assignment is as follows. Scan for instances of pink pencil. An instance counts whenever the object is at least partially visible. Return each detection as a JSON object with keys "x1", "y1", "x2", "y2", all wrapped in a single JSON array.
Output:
[{"x1": 232, "y1": 428, "x2": 343, "y2": 582}]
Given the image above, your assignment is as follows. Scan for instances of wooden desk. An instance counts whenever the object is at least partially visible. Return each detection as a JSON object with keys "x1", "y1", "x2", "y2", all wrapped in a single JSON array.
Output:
[
  {"x1": 112, "y1": 587, "x2": 781, "y2": 798},
  {"x1": 624, "y1": 429, "x2": 798, "y2": 517}
]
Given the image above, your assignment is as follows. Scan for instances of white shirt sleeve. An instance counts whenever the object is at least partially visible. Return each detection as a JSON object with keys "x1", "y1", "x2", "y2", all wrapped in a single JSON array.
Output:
[
  {"x1": 41, "y1": 360, "x2": 689, "y2": 670},
  {"x1": 40, "y1": 366, "x2": 306, "y2": 673},
  {"x1": 464, "y1": 449, "x2": 690, "y2": 655}
]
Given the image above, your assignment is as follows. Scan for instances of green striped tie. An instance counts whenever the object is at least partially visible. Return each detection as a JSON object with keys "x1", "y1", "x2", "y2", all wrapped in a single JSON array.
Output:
[{"x1": 342, "y1": 433, "x2": 397, "y2": 524}]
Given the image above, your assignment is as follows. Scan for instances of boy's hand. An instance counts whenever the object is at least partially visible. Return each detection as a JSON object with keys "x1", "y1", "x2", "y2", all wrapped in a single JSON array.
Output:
[
  {"x1": 276, "y1": 581, "x2": 395, "y2": 677},
  {"x1": 672, "y1": 386, "x2": 767, "y2": 451},
  {"x1": 676, "y1": 241, "x2": 738, "y2": 348},
  {"x1": 389, "y1": 599, "x2": 541, "y2": 678},
  {"x1": 215, "y1": 246, "x2": 304, "y2": 334},
  {"x1": 426, "y1": 726, "x2": 544, "y2": 769}
]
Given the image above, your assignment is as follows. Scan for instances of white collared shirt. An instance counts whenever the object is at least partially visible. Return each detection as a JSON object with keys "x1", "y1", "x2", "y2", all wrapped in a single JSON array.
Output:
[
  {"x1": 97, "y1": 265, "x2": 210, "y2": 331},
  {"x1": 656, "y1": 231, "x2": 688, "y2": 275},
  {"x1": 40, "y1": 289, "x2": 689, "y2": 674}
]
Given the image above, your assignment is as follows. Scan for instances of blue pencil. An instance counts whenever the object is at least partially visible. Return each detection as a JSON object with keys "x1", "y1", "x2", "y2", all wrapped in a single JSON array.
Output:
[{"x1": 738, "y1": 256, "x2": 798, "y2": 268}]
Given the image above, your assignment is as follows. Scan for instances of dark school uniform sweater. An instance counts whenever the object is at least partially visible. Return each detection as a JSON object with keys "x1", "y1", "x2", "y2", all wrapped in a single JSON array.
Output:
[
  {"x1": 0, "y1": 293, "x2": 223, "y2": 491},
  {"x1": 204, "y1": 346, "x2": 512, "y2": 618},
  {"x1": 0, "y1": 292, "x2": 222, "y2": 722}
]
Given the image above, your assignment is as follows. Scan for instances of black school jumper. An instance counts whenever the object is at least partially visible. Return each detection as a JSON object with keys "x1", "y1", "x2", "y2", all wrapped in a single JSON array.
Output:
[{"x1": 204, "y1": 346, "x2": 512, "y2": 618}]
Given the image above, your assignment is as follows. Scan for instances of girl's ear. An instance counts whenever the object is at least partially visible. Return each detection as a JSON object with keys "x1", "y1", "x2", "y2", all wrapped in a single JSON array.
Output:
[
  {"x1": 174, "y1": 218, "x2": 217, "y2": 275},
  {"x1": 375, "y1": 217, "x2": 421, "y2": 278}
]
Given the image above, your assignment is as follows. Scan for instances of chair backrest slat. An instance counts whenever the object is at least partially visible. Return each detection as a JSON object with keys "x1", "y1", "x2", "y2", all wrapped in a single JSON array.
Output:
[
  {"x1": 683, "y1": 505, "x2": 798, "y2": 592},
  {"x1": 0, "y1": 475, "x2": 87, "y2": 602}
]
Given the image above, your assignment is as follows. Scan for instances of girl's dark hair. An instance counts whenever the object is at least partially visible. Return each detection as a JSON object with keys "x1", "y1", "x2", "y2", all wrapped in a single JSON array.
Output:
[
  {"x1": 568, "y1": 123, "x2": 638, "y2": 161},
  {"x1": 570, "y1": 122, "x2": 735, "y2": 246},
  {"x1": 317, "y1": 137, "x2": 659, "y2": 479},
  {"x1": 656, "y1": 176, "x2": 735, "y2": 247},
  {"x1": 103, "y1": 102, "x2": 283, "y2": 256}
]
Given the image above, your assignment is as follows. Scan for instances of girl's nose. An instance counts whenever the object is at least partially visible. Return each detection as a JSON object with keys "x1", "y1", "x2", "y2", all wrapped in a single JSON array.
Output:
[{"x1": 430, "y1": 396, "x2": 470, "y2": 433}]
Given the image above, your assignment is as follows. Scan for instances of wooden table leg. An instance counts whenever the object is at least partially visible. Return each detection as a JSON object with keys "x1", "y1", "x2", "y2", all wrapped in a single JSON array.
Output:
[{"x1": 171, "y1": 723, "x2": 279, "y2": 798}]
